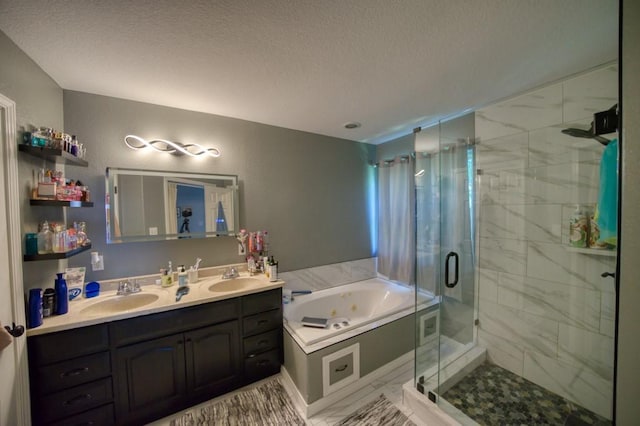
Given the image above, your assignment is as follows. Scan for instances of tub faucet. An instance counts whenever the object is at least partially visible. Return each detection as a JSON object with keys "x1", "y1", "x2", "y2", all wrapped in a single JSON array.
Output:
[{"x1": 222, "y1": 267, "x2": 239, "y2": 279}]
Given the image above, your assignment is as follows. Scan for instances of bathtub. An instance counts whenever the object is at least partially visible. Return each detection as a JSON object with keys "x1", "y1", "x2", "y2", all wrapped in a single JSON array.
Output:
[{"x1": 284, "y1": 277, "x2": 435, "y2": 350}]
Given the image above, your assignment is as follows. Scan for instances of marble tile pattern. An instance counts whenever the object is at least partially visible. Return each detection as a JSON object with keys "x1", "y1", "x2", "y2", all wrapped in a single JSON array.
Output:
[
  {"x1": 474, "y1": 64, "x2": 618, "y2": 420},
  {"x1": 334, "y1": 394, "x2": 415, "y2": 426},
  {"x1": 280, "y1": 258, "x2": 377, "y2": 292}
]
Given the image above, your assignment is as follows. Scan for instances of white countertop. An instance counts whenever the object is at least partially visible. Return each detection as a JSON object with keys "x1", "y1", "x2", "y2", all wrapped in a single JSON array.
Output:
[{"x1": 28, "y1": 272, "x2": 284, "y2": 336}]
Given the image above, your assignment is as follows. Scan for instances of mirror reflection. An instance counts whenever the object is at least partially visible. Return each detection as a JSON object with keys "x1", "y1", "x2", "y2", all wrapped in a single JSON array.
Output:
[{"x1": 105, "y1": 167, "x2": 239, "y2": 244}]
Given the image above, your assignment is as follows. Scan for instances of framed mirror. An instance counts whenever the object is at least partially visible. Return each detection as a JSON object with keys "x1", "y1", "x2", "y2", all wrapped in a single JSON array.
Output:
[{"x1": 105, "y1": 167, "x2": 239, "y2": 244}]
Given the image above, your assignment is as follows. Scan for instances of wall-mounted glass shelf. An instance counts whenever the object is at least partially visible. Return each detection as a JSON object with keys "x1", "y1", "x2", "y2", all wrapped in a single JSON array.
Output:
[
  {"x1": 23, "y1": 243, "x2": 92, "y2": 262},
  {"x1": 18, "y1": 144, "x2": 88, "y2": 167},
  {"x1": 565, "y1": 247, "x2": 616, "y2": 257},
  {"x1": 30, "y1": 199, "x2": 94, "y2": 208}
]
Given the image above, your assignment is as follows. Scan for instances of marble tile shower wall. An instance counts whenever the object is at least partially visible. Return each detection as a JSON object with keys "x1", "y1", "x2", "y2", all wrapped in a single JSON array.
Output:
[
  {"x1": 279, "y1": 257, "x2": 377, "y2": 292},
  {"x1": 474, "y1": 64, "x2": 618, "y2": 419}
]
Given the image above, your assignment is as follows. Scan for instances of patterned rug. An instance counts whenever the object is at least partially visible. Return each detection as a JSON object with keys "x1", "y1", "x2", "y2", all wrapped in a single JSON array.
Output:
[
  {"x1": 336, "y1": 394, "x2": 415, "y2": 426},
  {"x1": 169, "y1": 378, "x2": 305, "y2": 426}
]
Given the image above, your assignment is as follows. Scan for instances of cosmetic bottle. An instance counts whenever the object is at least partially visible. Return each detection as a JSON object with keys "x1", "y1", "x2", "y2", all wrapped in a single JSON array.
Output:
[
  {"x1": 160, "y1": 268, "x2": 173, "y2": 287},
  {"x1": 54, "y1": 273, "x2": 68, "y2": 315},
  {"x1": 178, "y1": 265, "x2": 188, "y2": 287},
  {"x1": 37, "y1": 221, "x2": 53, "y2": 254},
  {"x1": 28, "y1": 288, "x2": 43, "y2": 329}
]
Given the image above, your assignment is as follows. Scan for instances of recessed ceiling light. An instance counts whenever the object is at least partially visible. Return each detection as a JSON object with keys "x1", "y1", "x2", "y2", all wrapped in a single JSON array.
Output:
[{"x1": 344, "y1": 122, "x2": 361, "y2": 129}]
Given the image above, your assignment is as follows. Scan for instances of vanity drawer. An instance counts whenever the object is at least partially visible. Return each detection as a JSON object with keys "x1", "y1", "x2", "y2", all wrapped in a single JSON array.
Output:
[
  {"x1": 243, "y1": 309, "x2": 282, "y2": 336},
  {"x1": 38, "y1": 377, "x2": 113, "y2": 423},
  {"x1": 244, "y1": 349, "x2": 280, "y2": 381},
  {"x1": 110, "y1": 298, "x2": 238, "y2": 346},
  {"x1": 242, "y1": 288, "x2": 282, "y2": 316},
  {"x1": 34, "y1": 351, "x2": 111, "y2": 395},
  {"x1": 243, "y1": 329, "x2": 280, "y2": 357},
  {"x1": 49, "y1": 403, "x2": 115, "y2": 426},
  {"x1": 29, "y1": 324, "x2": 109, "y2": 366}
]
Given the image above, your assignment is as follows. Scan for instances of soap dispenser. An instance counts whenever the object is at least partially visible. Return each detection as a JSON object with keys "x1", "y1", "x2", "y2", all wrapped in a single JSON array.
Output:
[{"x1": 54, "y1": 273, "x2": 68, "y2": 315}]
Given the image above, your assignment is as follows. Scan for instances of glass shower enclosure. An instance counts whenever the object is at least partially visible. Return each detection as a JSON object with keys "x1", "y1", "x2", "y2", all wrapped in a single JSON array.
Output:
[
  {"x1": 412, "y1": 64, "x2": 618, "y2": 424},
  {"x1": 413, "y1": 116, "x2": 479, "y2": 421}
]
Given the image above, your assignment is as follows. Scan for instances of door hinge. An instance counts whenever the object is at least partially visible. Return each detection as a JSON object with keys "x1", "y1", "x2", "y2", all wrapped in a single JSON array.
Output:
[{"x1": 474, "y1": 319, "x2": 480, "y2": 326}]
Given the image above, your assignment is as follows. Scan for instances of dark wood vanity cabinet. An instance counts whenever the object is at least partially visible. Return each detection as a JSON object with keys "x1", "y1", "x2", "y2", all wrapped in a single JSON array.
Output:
[
  {"x1": 114, "y1": 321, "x2": 241, "y2": 425},
  {"x1": 27, "y1": 287, "x2": 282, "y2": 426},
  {"x1": 28, "y1": 324, "x2": 115, "y2": 425}
]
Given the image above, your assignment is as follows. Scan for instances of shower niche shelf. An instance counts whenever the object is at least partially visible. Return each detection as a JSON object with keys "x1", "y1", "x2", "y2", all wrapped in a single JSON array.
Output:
[{"x1": 565, "y1": 247, "x2": 616, "y2": 257}]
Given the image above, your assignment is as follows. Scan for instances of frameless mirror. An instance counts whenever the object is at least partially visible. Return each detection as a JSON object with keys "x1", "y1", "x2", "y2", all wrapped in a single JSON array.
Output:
[{"x1": 105, "y1": 167, "x2": 239, "y2": 244}]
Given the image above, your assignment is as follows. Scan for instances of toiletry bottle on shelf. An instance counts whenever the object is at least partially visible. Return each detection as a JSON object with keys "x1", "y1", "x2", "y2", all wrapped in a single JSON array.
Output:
[
  {"x1": 37, "y1": 221, "x2": 53, "y2": 254},
  {"x1": 54, "y1": 273, "x2": 68, "y2": 315},
  {"x1": 569, "y1": 205, "x2": 588, "y2": 248}
]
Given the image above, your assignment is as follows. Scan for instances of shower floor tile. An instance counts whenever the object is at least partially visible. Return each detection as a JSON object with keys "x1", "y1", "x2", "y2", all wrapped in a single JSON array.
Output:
[{"x1": 441, "y1": 362, "x2": 611, "y2": 426}]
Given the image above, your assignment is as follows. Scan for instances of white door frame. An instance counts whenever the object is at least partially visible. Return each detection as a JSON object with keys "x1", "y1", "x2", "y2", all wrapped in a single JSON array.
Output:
[{"x1": 0, "y1": 93, "x2": 31, "y2": 424}]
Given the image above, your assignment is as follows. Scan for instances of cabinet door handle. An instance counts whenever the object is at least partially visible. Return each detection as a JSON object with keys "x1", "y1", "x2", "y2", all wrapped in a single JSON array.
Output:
[
  {"x1": 63, "y1": 393, "x2": 92, "y2": 405},
  {"x1": 335, "y1": 364, "x2": 348, "y2": 372},
  {"x1": 247, "y1": 353, "x2": 256, "y2": 358},
  {"x1": 61, "y1": 367, "x2": 89, "y2": 378}
]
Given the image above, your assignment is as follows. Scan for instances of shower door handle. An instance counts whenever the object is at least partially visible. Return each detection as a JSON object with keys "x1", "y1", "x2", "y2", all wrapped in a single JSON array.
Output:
[{"x1": 445, "y1": 251, "x2": 459, "y2": 288}]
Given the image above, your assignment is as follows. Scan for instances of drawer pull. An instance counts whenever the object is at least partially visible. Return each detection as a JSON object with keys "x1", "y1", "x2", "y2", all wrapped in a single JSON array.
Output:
[
  {"x1": 256, "y1": 360, "x2": 270, "y2": 367},
  {"x1": 247, "y1": 353, "x2": 256, "y2": 358},
  {"x1": 258, "y1": 339, "x2": 269, "y2": 346},
  {"x1": 257, "y1": 319, "x2": 270, "y2": 325},
  {"x1": 335, "y1": 364, "x2": 348, "y2": 372},
  {"x1": 61, "y1": 367, "x2": 89, "y2": 378},
  {"x1": 63, "y1": 393, "x2": 93, "y2": 405}
]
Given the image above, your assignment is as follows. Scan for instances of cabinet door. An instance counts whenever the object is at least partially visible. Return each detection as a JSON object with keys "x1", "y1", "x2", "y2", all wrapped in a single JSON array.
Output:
[
  {"x1": 185, "y1": 320, "x2": 240, "y2": 401},
  {"x1": 115, "y1": 333, "x2": 186, "y2": 425}
]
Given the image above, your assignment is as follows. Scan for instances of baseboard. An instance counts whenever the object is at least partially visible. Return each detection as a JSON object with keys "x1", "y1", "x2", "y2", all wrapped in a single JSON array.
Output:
[{"x1": 281, "y1": 351, "x2": 413, "y2": 419}]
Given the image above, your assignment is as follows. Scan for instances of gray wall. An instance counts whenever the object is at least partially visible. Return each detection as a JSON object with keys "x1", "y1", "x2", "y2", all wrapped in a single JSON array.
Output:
[
  {"x1": 616, "y1": 0, "x2": 640, "y2": 423},
  {"x1": 0, "y1": 29, "x2": 65, "y2": 289},
  {"x1": 62, "y1": 91, "x2": 376, "y2": 281}
]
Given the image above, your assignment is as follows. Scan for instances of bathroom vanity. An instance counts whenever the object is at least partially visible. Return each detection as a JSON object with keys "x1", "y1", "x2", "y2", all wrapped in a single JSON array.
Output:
[{"x1": 27, "y1": 274, "x2": 283, "y2": 425}]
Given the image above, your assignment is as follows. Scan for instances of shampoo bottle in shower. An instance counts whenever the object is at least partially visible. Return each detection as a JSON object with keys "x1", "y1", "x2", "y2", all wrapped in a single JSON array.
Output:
[{"x1": 569, "y1": 205, "x2": 588, "y2": 248}]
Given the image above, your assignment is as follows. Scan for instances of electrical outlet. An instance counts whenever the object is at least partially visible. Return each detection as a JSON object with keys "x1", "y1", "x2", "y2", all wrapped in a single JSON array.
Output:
[{"x1": 238, "y1": 244, "x2": 246, "y2": 256}]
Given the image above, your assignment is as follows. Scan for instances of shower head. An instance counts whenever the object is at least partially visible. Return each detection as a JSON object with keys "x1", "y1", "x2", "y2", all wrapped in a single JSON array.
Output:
[{"x1": 561, "y1": 122, "x2": 610, "y2": 146}]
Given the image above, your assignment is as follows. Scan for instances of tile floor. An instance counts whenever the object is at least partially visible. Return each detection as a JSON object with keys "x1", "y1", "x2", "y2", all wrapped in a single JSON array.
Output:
[
  {"x1": 154, "y1": 358, "x2": 427, "y2": 426},
  {"x1": 441, "y1": 362, "x2": 612, "y2": 426},
  {"x1": 303, "y1": 358, "x2": 426, "y2": 426}
]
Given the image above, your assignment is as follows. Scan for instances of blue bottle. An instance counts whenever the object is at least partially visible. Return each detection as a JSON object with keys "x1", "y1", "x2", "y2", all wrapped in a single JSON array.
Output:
[
  {"x1": 28, "y1": 288, "x2": 43, "y2": 329},
  {"x1": 55, "y1": 273, "x2": 68, "y2": 315}
]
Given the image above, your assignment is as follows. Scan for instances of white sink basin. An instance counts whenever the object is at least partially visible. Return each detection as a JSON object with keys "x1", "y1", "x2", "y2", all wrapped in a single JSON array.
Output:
[
  {"x1": 80, "y1": 293, "x2": 160, "y2": 316},
  {"x1": 208, "y1": 277, "x2": 261, "y2": 293}
]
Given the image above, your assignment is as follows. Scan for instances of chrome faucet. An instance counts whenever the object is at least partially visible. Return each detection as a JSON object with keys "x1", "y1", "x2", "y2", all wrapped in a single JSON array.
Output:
[
  {"x1": 222, "y1": 267, "x2": 239, "y2": 279},
  {"x1": 117, "y1": 279, "x2": 141, "y2": 295}
]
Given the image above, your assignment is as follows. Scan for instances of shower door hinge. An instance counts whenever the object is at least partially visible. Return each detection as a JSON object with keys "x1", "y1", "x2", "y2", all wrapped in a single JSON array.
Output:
[
  {"x1": 474, "y1": 319, "x2": 480, "y2": 326},
  {"x1": 417, "y1": 375, "x2": 425, "y2": 394},
  {"x1": 476, "y1": 169, "x2": 483, "y2": 176},
  {"x1": 428, "y1": 391, "x2": 437, "y2": 403}
]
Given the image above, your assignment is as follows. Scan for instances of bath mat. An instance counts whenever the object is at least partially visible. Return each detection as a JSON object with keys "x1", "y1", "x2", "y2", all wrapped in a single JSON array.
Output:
[
  {"x1": 169, "y1": 378, "x2": 305, "y2": 426},
  {"x1": 336, "y1": 394, "x2": 415, "y2": 426}
]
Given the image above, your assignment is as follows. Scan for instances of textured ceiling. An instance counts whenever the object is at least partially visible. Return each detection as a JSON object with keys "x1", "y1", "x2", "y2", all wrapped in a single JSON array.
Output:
[{"x1": 0, "y1": 0, "x2": 618, "y2": 144}]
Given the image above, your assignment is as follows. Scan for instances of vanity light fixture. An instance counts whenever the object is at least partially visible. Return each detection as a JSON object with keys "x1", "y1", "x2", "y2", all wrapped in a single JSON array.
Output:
[{"x1": 124, "y1": 135, "x2": 221, "y2": 158}]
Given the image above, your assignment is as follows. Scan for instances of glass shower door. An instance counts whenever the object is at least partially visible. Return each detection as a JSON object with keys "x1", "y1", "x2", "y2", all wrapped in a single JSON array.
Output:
[
  {"x1": 433, "y1": 135, "x2": 478, "y2": 414},
  {"x1": 413, "y1": 124, "x2": 478, "y2": 413}
]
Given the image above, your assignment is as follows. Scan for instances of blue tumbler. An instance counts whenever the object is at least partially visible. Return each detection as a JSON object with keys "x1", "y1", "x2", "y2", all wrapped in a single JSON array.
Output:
[
  {"x1": 55, "y1": 273, "x2": 68, "y2": 315},
  {"x1": 28, "y1": 288, "x2": 43, "y2": 329}
]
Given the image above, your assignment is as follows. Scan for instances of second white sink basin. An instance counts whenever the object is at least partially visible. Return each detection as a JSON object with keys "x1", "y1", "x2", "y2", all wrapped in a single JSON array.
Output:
[
  {"x1": 80, "y1": 293, "x2": 160, "y2": 316},
  {"x1": 208, "y1": 277, "x2": 261, "y2": 293}
]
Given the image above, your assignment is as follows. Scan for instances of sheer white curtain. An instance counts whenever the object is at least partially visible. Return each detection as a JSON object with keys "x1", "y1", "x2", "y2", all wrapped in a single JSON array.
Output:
[
  {"x1": 165, "y1": 182, "x2": 178, "y2": 234},
  {"x1": 378, "y1": 156, "x2": 416, "y2": 284}
]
